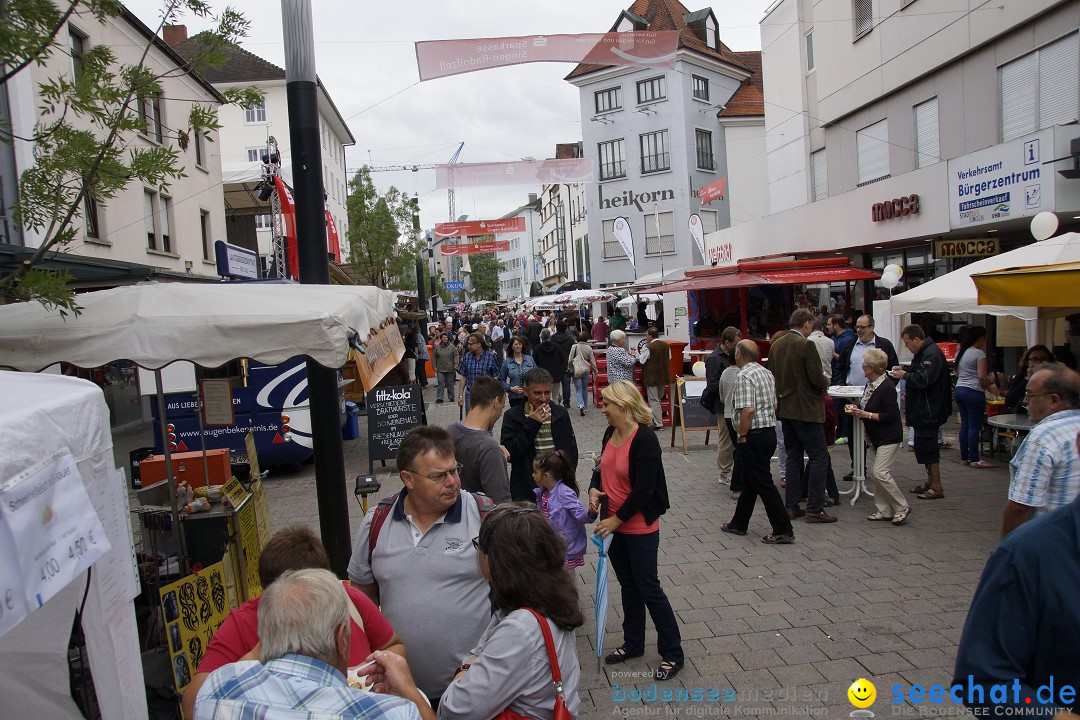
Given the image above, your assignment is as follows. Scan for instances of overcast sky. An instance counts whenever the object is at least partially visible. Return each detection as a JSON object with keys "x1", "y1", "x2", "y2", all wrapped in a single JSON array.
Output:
[{"x1": 125, "y1": 0, "x2": 773, "y2": 229}]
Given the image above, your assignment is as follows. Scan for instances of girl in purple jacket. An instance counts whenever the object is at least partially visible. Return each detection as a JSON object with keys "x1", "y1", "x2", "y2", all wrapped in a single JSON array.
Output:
[{"x1": 533, "y1": 450, "x2": 595, "y2": 570}]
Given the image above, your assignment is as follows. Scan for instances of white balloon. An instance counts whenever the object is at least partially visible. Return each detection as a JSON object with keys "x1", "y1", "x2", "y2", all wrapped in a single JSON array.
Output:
[
  {"x1": 880, "y1": 271, "x2": 900, "y2": 289},
  {"x1": 884, "y1": 263, "x2": 904, "y2": 279},
  {"x1": 1030, "y1": 212, "x2": 1059, "y2": 241},
  {"x1": 692, "y1": 361, "x2": 707, "y2": 378}
]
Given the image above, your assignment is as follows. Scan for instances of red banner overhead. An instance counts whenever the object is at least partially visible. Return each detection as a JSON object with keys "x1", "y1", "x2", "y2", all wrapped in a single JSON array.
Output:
[
  {"x1": 415, "y1": 32, "x2": 679, "y2": 81},
  {"x1": 440, "y1": 241, "x2": 511, "y2": 256},
  {"x1": 434, "y1": 217, "x2": 525, "y2": 238},
  {"x1": 698, "y1": 177, "x2": 727, "y2": 206},
  {"x1": 435, "y1": 158, "x2": 593, "y2": 189}
]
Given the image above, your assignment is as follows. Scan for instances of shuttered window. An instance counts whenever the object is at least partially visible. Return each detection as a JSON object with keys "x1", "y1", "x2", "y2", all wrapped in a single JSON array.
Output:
[
  {"x1": 854, "y1": 0, "x2": 873, "y2": 39},
  {"x1": 811, "y1": 149, "x2": 827, "y2": 201},
  {"x1": 1000, "y1": 33, "x2": 1079, "y2": 142},
  {"x1": 857, "y1": 120, "x2": 889, "y2": 186},
  {"x1": 914, "y1": 97, "x2": 939, "y2": 168}
]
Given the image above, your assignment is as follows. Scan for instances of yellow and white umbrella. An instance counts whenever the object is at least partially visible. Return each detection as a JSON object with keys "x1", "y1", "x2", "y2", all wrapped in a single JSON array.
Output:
[{"x1": 972, "y1": 261, "x2": 1080, "y2": 309}]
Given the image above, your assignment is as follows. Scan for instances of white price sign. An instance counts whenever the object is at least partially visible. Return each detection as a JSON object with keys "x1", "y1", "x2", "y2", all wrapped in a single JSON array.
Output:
[
  {"x1": 0, "y1": 515, "x2": 29, "y2": 640},
  {"x1": 0, "y1": 452, "x2": 111, "y2": 612}
]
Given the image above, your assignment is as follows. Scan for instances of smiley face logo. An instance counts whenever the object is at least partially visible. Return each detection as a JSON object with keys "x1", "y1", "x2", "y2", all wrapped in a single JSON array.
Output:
[{"x1": 848, "y1": 678, "x2": 876, "y2": 708}]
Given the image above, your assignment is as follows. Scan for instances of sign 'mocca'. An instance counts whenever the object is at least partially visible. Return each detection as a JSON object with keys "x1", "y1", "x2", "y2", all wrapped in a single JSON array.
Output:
[{"x1": 871, "y1": 194, "x2": 920, "y2": 222}]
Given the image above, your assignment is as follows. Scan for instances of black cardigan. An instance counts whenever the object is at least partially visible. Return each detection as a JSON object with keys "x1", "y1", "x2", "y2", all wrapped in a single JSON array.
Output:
[
  {"x1": 589, "y1": 424, "x2": 670, "y2": 524},
  {"x1": 861, "y1": 376, "x2": 904, "y2": 448}
]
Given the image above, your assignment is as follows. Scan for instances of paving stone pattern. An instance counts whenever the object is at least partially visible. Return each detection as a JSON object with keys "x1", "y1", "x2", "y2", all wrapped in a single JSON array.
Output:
[{"x1": 114, "y1": 393, "x2": 1006, "y2": 719}]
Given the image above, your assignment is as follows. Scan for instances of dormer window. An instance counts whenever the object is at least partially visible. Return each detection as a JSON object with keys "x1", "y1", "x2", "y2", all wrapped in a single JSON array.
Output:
[{"x1": 684, "y1": 9, "x2": 718, "y2": 51}]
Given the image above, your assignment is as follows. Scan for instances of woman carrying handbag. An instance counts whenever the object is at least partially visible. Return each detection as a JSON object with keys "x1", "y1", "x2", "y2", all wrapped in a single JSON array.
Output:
[{"x1": 364, "y1": 504, "x2": 581, "y2": 720}]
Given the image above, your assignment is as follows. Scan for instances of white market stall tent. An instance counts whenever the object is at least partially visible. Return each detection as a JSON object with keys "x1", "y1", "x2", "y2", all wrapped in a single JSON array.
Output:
[
  {"x1": 0, "y1": 371, "x2": 144, "y2": 719},
  {"x1": 889, "y1": 232, "x2": 1080, "y2": 346}
]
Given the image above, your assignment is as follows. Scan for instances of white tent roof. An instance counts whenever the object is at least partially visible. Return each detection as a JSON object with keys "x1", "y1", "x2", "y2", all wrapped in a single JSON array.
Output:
[
  {"x1": 890, "y1": 233, "x2": 1080, "y2": 320},
  {"x1": 618, "y1": 293, "x2": 662, "y2": 309},
  {"x1": 0, "y1": 282, "x2": 396, "y2": 372}
]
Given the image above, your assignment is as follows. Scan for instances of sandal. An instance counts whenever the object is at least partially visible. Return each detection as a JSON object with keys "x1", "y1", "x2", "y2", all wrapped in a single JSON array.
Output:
[
  {"x1": 655, "y1": 660, "x2": 684, "y2": 681},
  {"x1": 891, "y1": 508, "x2": 911, "y2": 525},
  {"x1": 970, "y1": 460, "x2": 994, "y2": 469},
  {"x1": 866, "y1": 512, "x2": 893, "y2": 521},
  {"x1": 761, "y1": 533, "x2": 795, "y2": 544},
  {"x1": 959, "y1": 460, "x2": 970, "y2": 466},
  {"x1": 604, "y1": 647, "x2": 644, "y2": 665},
  {"x1": 720, "y1": 523, "x2": 747, "y2": 536},
  {"x1": 917, "y1": 488, "x2": 945, "y2": 500},
  {"x1": 910, "y1": 483, "x2": 930, "y2": 494}
]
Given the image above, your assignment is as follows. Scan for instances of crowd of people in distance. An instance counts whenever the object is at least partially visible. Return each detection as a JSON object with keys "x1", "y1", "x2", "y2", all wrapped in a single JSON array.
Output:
[{"x1": 182, "y1": 301, "x2": 1080, "y2": 719}]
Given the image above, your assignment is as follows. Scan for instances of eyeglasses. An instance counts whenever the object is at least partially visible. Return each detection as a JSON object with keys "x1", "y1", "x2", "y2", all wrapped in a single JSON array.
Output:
[
  {"x1": 407, "y1": 463, "x2": 462, "y2": 484},
  {"x1": 855, "y1": 325, "x2": 871, "y2": 330},
  {"x1": 1024, "y1": 390, "x2": 1055, "y2": 400}
]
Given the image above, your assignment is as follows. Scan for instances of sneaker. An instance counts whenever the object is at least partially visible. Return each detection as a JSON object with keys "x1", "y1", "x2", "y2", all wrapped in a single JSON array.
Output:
[
  {"x1": 834, "y1": 437, "x2": 848, "y2": 445},
  {"x1": 761, "y1": 533, "x2": 795, "y2": 544},
  {"x1": 580, "y1": 408, "x2": 586, "y2": 417},
  {"x1": 842, "y1": 472, "x2": 854, "y2": 482},
  {"x1": 435, "y1": 399, "x2": 444, "y2": 404},
  {"x1": 719, "y1": 476, "x2": 731, "y2": 486}
]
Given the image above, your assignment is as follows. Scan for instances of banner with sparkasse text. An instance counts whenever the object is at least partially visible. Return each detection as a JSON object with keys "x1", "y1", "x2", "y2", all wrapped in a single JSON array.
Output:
[
  {"x1": 415, "y1": 31, "x2": 679, "y2": 81},
  {"x1": 434, "y1": 217, "x2": 525, "y2": 238},
  {"x1": 435, "y1": 158, "x2": 594, "y2": 189},
  {"x1": 440, "y1": 241, "x2": 511, "y2": 256}
]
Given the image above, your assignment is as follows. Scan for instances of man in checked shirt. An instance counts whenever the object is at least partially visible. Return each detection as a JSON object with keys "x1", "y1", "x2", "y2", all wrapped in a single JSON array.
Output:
[{"x1": 720, "y1": 340, "x2": 796, "y2": 545}]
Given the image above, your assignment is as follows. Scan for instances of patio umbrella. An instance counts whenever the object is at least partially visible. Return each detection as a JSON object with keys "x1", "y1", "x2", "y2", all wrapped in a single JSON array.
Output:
[
  {"x1": 551, "y1": 289, "x2": 615, "y2": 305},
  {"x1": 972, "y1": 261, "x2": 1080, "y2": 309},
  {"x1": 590, "y1": 531, "x2": 614, "y2": 673}
]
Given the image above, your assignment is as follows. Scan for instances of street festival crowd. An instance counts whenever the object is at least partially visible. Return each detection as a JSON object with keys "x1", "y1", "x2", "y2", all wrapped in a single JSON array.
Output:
[{"x1": 183, "y1": 305, "x2": 1080, "y2": 719}]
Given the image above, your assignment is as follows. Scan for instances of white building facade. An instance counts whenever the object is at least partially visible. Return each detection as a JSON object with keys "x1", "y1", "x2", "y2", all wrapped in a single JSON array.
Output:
[
  {"x1": 496, "y1": 196, "x2": 542, "y2": 302},
  {"x1": 568, "y1": 3, "x2": 756, "y2": 289},
  {"x1": 705, "y1": 0, "x2": 1080, "y2": 314}
]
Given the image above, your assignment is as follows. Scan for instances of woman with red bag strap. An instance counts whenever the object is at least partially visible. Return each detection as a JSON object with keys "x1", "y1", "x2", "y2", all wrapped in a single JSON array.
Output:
[{"x1": 362, "y1": 503, "x2": 582, "y2": 719}]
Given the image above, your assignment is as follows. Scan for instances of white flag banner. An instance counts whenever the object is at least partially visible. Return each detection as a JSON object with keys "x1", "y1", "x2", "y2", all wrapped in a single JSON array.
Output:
[
  {"x1": 435, "y1": 158, "x2": 594, "y2": 189},
  {"x1": 612, "y1": 216, "x2": 635, "y2": 268},
  {"x1": 688, "y1": 213, "x2": 705, "y2": 259}
]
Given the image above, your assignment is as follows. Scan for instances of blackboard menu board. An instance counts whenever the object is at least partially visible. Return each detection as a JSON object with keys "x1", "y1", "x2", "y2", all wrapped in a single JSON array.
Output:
[
  {"x1": 366, "y1": 384, "x2": 424, "y2": 469},
  {"x1": 678, "y1": 379, "x2": 716, "y2": 429}
]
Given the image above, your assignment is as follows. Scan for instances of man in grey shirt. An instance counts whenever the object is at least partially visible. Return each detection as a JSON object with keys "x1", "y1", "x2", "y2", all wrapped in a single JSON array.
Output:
[
  {"x1": 348, "y1": 426, "x2": 491, "y2": 706},
  {"x1": 447, "y1": 376, "x2": 511, "y2": 503}
]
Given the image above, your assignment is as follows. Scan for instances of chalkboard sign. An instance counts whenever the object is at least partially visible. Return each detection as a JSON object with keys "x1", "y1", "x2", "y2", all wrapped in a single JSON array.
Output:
[
  {"x1": 671, "y1": 377, "x2": 720, "y2": 453},
  {"x1": 366, "y1": 384, "x2": 424, "y2": 472}
]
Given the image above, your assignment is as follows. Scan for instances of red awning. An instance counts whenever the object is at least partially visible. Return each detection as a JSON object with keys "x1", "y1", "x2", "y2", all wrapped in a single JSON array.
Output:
[
  {"x1": 757, "y1": 266, "x2": 879, "y2": 284},
  {"x1": 649, "y1": 261, "x2": 879, "y2": 293},
  {"x1": 651, "y1": 272, "x2": 768, "y2": 293}
]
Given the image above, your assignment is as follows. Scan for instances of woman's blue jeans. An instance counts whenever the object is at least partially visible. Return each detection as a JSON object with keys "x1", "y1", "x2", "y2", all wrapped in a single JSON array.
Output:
[
  {"x1": 574, "y1": 373, "x2": 590, "y2": 409},
  {"x1": 954, "y1": 386, "x2": 985, "y2": 463}
]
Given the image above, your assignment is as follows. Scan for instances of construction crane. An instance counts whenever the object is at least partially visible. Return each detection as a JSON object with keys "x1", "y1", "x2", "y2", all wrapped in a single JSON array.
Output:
[{"x1": 366, "y1": 142, "x2": 464, "y2": 223}]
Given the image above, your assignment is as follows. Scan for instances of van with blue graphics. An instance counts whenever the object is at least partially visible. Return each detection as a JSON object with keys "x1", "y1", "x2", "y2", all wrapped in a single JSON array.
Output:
[{"x1": 149, "y1": 356, "x2": 343, "y2": 467}]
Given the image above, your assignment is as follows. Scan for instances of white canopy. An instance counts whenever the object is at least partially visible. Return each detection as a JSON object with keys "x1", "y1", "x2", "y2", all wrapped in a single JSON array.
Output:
[
  {"x1": 890, "y1": 233, "x2": 1080, "y2": 321},
  {"x1": 617, "y1": 293, "x2": 662, "y2": 309},
  {"x1": 0, "y1": 282, "x2": 396, "y2": 372},
  {"x1": 0, "y1": 372, "x2": 145, "y2": 718}
]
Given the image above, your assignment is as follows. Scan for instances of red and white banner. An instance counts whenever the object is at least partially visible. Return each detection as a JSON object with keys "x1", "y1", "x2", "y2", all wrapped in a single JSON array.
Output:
[
  {"x1": 440, "y1": 241, "x2": 511, "y2": 256},
  {"x1": 273, "y1": 175, "x2": 298, "y2": 279},
  {"x1": 325, "y1": 210, "x2": 341, "y2": 263},
  {"x1": 611, "y1": 216, "x2": 634, "y2": 268},
  {"x1": 435, "y1": 158, "x2": 594, "y2": 189},
  {"x1": 697, "y1": 177, "x2": 727, "y2": 206},
  {"x1": 434, "y1": 217, "x2": 525, "y2": 238},
  {"x1": 416, "y1": 31, "x2": 679, "y2": 81}
]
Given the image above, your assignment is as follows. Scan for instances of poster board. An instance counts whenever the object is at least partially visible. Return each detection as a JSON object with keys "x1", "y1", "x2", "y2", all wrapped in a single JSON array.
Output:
[
  {"x1": 366, "y1": 384, "x2": 424, "y2": 472},
  {"x1": 671, "y1": 377, "x2": 720, "y2": 453},
  {"x1": 158, "y1": 561, "x2": 231, "y2": 693}
]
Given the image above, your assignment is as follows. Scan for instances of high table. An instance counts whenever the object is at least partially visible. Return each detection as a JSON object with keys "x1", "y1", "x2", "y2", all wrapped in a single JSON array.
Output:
[
  {"x1": 987, "y1": 413, "x2": 1036, "y2": 455},
  {"x1": 828, "y1": 385, "x2": 875, "y2": 506}
]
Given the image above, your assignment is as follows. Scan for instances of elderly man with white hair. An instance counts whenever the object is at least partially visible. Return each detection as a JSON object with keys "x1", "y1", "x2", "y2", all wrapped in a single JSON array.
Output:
[{"x1": 194, "y1": 568, "x2": 421, "y2": 720}]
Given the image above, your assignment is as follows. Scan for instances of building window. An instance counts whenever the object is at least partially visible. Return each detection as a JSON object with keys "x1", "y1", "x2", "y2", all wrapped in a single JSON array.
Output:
[
  {"x1": 644, "y1": 211, "x2": 675, "y2": 255},
  {"x1": 999, "y1": 33, "x2": 1079, "y2": 142},
  {"x1": 695, "y1": 129, "x2": 714, "y2": 171},
  {"x1": 144, "y1": 190, "x2": 172, "y2": 253},
  {"x1": 810, "y1": 149, "x2": 828, "y2": 201},
  {"x1": 69, "y1": 26, "x2": 87, "y2": 81},
  {"x1": 698, "y1": 210, "x2": 717, "y2": 236},
  {"x1": 245, "y1": 99, "x2": 267, "y2": 124},
  {"x1": 640, "y1": 130, "x2": 670, "y2": 174},
  {"x1": 914, "y1": 97, "x2": 939, "y2": 168},
  {"x1": 138, "y1": 93, "x2": 163, "y2": 143},
  {"x1": 598, "y1": 139, "x2": 626, "y2": 180},
  {"x1": 200, "y1": 209, "x2": 212, "y2": 260},
  {"x1": 595, "y1": 87, "x2": 622, "y2": 114},
  {"x1": 602, "y1": 219, "x2": 628, "y2": 260},
  {"x1": 854, "y1": 0, "x2": 873, "y2": 39},
  {"x1": 856, "y1": 120, "x2": 889, "y2": 186},
  {"x1": 194, "y1": 130, "x2": 205, "y2": 167},
  {"x1": 692, "y1": 75, "x2": 709, "y2": 101},
  {"x1": 636, "y1": 76, "x2": 666, "y2": 104},
  {"x1": 805, "y1": 29, "x2": 815, "y2": 72},
  {"x1": 83, "y1": 194, "x2": 100, "y2": 239},
  {"x1": 247, "y1": 147, "x2": 263, "y2": 163}
]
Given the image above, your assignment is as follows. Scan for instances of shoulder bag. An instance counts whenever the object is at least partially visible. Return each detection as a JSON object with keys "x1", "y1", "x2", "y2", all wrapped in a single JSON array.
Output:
[{"x1": 490, "y1": 608, "x2": 572, "y2": 720}]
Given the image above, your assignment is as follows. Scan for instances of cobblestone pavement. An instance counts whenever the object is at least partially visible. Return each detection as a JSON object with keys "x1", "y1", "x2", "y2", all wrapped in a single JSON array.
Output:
[{"x1": 114, "y1": 389, "x2": 1006, "y2": 719}]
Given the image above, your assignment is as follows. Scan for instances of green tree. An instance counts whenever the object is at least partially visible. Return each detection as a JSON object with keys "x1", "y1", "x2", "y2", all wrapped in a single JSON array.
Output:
[
  {"x1": 468, "y1": 251, "x2": 504, "y2": 301},
  {"x1": 0, "y1": 0, "x2": 262, "y2": 314},
  {"x1": 346, "y1": 165, "x2": 423, "y2": 289}
]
